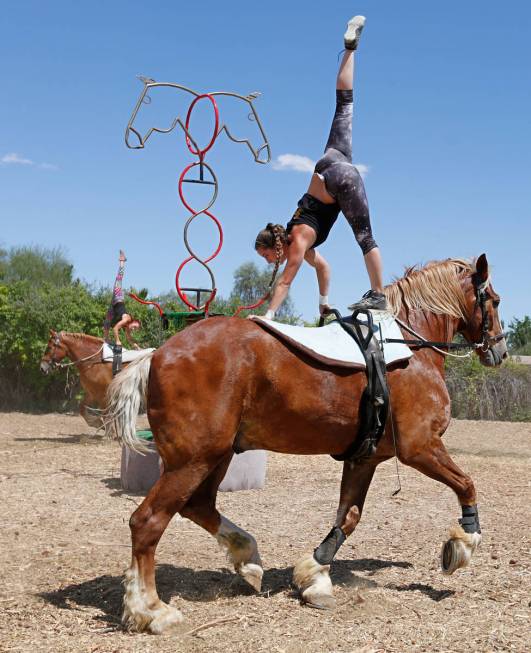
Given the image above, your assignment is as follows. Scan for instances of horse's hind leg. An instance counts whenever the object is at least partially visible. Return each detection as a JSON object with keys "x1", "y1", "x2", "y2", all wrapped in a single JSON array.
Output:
[
  {"x1": 180, "y1": 453, "x2": 264, "y2": 591},
  {"x1": 294, "y1": 461, "x2": 376, "y2": 609},
  {"x1": 399, "y1": 434, "x2": 482, "y2": 575},
  {"x1": 123, "y1": 465, "x2": 211, "y2": 634}
]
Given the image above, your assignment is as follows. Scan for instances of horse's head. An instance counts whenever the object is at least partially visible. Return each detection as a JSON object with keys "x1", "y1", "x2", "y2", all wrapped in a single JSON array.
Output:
[
  {"x1": 40, "y1": 330, "x2": 68, "y2": 374},
  {"x1": 216, "y1": 91, "x2": 271, "y2": 164},
  {"x1": 460, "y1": 254, "x2": 507, "y2": 367},
  {"x1": 124, "y1": 77, "x2": 155, "y2": 149}
]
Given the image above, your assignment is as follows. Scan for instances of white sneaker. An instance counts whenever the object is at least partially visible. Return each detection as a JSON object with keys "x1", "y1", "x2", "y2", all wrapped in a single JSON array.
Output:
[{"x1": 344, "y1": 15, "x2": 366, "y2": 50}]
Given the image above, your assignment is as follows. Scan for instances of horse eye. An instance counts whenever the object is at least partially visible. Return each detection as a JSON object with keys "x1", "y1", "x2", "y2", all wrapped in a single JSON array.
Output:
[{"x1": 492, "y1": 300, "x2": 500, "y2": 309}]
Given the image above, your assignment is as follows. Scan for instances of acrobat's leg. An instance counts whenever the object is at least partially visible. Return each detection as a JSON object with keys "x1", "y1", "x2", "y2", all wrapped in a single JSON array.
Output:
[
  {"x1": 112, "y1": 250, "x2": 126, "y2": 303},
  {"x1": 293, "y1": 461, "x2": 376, "y2": 609},
  {"x1": 398, "y1": 435, "x2": 482, "y2": 575},
  {"x1": 316, "y1": 23, "x2": 384, "y2": 294}
]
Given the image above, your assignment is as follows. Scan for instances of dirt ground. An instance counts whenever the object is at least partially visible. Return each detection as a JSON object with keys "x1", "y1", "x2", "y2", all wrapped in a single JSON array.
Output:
[{"x1": 0, "y1": 413, "x2": 529, "y2": 653}]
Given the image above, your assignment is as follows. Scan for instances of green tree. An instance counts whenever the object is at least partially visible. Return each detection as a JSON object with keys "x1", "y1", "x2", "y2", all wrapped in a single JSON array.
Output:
[
  {"x1": 228, "y1": 261, "x2": 299, "y2": 323},
  {"x1": 507, "y1": 316, "x2": 531, "y2": 355},
  {"x1": 0, "y1": 245, "x2": 73, "y2": 287}
]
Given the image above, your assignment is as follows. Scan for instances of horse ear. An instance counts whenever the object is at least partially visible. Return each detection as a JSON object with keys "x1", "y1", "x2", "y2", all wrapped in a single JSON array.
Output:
[
  {"x1": 49, "y1": 329, "x2": 56, "y2": 337},
  {"x1": 476, "y1": 253, "x2": 489, "y2": 283}
]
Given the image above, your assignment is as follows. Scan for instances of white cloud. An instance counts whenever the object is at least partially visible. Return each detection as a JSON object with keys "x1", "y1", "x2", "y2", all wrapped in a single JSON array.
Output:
[
  {"x1": 272, "y1": 152, "x2": 369, "y2": 179},
  {"x1": 355, "y1": 163, "x2": 370, "y2": 179},
  {"x1": 2, "y1": 152, "x2": 34, "y2": 166},
  {"x1": 272, "y1": 153, "x2": 316, "y2": 173},
  {"x1": 1, "y1": 152, "x2": 58, "y2": 170},
  {"x1": 39, "y1": 162, "x2": 59, "y2": 171}
]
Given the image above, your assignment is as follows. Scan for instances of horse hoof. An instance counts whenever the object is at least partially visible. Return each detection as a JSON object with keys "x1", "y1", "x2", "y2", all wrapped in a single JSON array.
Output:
[
  {"x1": 441, "y1": 526, "x2": 482, "y2": 575},
  {"x1": 302, "y1": 590, "x2": 337, "y2": 610},
  {"x1": 147, "y1": 603, "x2": 183, "y2": 634},
  {"x1": 123, "y1": 601, "x2": 183, "y2": 634},
  {"x1": 293, "y1": 554, "x2": 335, "y2": 610},
  {"x1": 238, "y1": 562, "x2": 263, "y2": 592}
]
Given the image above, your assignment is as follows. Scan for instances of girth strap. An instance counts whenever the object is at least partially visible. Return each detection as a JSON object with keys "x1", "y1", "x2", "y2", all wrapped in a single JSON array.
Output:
[
  {"x1": 112, "y1": 344, "x2": 123, "y2": 376},
  {"x1": 322, "y1": 309, "x2": 390, "y2": 465}
]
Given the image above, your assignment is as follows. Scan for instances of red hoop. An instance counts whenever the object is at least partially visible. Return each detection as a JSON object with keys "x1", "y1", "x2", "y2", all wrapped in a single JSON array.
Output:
[{"x1": 184, "y1": 94, "x2": 219, "y2": 158}]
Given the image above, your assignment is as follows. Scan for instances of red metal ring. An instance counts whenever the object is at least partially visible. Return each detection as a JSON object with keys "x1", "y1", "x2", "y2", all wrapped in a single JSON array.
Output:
[{"x1": 184, "y1": 94, "x2": 219, "y2": 158}]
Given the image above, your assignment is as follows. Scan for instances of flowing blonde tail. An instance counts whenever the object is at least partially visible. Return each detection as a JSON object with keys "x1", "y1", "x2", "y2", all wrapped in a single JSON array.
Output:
[{"x1": 104, "y1": 351, "x2": 154, "y2": 454}]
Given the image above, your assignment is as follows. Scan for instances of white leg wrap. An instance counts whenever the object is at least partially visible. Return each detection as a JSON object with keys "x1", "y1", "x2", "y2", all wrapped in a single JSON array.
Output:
[
  {"x1": 215, "y1": 516, "x2": 263, "y2": 591},
  {"x1": 122, "y1": 563, "x2": 183, "y2": 633},
  {"x1": 293, "y1": 553, "x2": 335, "y2": 609},
  {"x1": 441, "y1": 525, "x2": 482, "y2": 575}
]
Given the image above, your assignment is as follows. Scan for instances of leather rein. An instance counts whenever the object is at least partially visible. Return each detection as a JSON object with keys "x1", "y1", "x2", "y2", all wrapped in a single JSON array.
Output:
[{"x1": 385, "y1": 281, "x2": 505, "y2": 357}]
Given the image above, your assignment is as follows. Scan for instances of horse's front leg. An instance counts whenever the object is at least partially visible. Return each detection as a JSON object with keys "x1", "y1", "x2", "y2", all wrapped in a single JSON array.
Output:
[
  {"x1": 398, "y1": 433, "x2": 482, "y2": 575},
  {"x1": 294, "y1": 461, "x2": 376, "y2": 609}
]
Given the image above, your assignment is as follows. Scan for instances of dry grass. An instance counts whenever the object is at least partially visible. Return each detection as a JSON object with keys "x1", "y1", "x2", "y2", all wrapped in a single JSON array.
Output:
[{"x1": 0, "y1": 413, "x2": 529, "y2": 652}]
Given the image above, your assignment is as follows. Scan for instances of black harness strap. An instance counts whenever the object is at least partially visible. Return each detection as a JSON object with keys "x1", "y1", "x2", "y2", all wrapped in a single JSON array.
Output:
[
  {"x1": 112, "y1": 344, "x2": 123, "y2": 376},
  {"x1": 321, "y1": 309, "x2": 390, "y2": 465}
]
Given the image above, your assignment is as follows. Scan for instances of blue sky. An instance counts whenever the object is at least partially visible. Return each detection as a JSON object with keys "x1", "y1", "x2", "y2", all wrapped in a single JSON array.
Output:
[{"x1": 1, "y1": 0, "x2": 530, "y2": 324}]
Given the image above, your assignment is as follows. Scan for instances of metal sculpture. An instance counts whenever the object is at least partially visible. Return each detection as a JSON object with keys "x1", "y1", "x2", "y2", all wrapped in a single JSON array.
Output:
[{"x1": 125, "y1": 76, "x2": 271, "y2": 320}]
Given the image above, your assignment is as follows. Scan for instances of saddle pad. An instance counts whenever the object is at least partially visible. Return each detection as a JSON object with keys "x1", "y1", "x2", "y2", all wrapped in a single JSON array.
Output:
[
  {"x1": 102, "y1": 343, "x2": 155, "y2": 363},
  {"x1": 251, "y1": 314, "x2": 412, "y2": 369}
]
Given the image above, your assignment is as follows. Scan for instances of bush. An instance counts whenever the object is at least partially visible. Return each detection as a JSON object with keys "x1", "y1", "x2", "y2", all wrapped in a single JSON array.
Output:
[{"x1": 445, "y1": 355, "x2": 531, "y2": 421}]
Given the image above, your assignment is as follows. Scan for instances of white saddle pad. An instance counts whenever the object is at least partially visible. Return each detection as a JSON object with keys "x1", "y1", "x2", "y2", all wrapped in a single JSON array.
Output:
[
  {"x1": 102, "y1": 343, "x2": 155, "y2": 363},
  {"x1": 252, "y1": 313, "x2": 412, "y2": 369}
]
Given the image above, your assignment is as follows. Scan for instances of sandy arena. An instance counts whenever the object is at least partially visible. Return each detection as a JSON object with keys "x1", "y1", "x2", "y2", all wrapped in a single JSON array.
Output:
[{"x1": 0, "y1": 413, "x2": 529, "y2": 652}]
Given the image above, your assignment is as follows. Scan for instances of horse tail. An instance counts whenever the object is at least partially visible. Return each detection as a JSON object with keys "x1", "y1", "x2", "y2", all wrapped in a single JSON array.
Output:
[{"x1": 105, "y1": 351, "x2": 154, "y2": 454}]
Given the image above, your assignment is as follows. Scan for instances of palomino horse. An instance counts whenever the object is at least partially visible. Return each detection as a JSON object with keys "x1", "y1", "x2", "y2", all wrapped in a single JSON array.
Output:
[
  {"x1": 106, "y1": 255, "x2": 507, "y2": 634},
  {"x1": 40, "y1": 331, "x2": 119, "y2": 427}
]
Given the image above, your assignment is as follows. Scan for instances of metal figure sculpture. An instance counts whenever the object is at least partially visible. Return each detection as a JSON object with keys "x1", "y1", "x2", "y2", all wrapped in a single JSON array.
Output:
[{"x1": 125, "y1": 76, "x2": 271, "y2": 318}]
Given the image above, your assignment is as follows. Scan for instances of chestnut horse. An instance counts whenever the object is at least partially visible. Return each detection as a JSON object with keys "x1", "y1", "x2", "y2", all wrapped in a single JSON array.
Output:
[
  {"x1": 106, "y1": 255, "x2": 507, "y2": 633},
  {"x1": 40, "y1": 331, "x2": 119, "y2": 427}
]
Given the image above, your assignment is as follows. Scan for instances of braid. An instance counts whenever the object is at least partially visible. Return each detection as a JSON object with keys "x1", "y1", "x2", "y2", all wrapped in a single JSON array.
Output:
[{"x1": 270, "y1": 225, "x2": 284, "y2": 287}]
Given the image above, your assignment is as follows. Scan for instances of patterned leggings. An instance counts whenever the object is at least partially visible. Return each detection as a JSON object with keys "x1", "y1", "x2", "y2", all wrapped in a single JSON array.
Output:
[
  {"x1": 314, "y1": 90, "x2": 377, "y2": 255},
  {"x1": 103, "y1": 260, "x2": 125, "y2": 329}
]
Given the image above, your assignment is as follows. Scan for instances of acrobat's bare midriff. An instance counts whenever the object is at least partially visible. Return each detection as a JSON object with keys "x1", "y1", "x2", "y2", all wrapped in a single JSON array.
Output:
[{"x1": 307, "y1": 173, "x2": 336, "y2": 204}]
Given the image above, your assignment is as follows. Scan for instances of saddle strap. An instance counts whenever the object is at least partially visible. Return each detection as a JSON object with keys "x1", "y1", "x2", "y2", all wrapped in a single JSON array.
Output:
[
  {"x1": 112, "y1": 345, "x2": 123, "y2": 377},
  {"x1": 327, "y1": 310, "x2": 390, "y2": 464}
]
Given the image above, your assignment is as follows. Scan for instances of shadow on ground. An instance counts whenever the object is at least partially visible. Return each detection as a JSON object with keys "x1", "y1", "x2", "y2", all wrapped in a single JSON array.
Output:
[
  {"x1": 385, "y1": 582, "x2": 456, "y2": 601},
  {"x1": 38, "y1": 557, "x2": 419, "y2": 626},
  {"x1": 15, "y1": 433, "x2": 102, "y2": 444}
]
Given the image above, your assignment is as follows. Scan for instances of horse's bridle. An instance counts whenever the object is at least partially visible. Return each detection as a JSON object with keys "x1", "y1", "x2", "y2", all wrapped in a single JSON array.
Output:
[
  {"x1": 379, "y1": 278, "x2": 505, "y2": 358},
  {"x1": 474, "y1": 280, "x2": 505, "y2": 353},
  {"x1": 45, "y1": 332, "x2": 104, "y2": 369}
]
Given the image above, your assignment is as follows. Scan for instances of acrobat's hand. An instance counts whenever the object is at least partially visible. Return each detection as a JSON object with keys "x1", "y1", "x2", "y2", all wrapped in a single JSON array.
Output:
[
  {"x1": 319, "y1": 302, "x2": 332, "y2": 316},
  {"x1": 247, "y1": 309, "x2": 275, "y2": 321}
]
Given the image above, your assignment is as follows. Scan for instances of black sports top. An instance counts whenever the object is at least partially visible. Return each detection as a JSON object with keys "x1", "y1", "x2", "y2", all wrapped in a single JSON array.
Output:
[{"x1": 285, "y1": 193, "x2": 340, "y2": 248}]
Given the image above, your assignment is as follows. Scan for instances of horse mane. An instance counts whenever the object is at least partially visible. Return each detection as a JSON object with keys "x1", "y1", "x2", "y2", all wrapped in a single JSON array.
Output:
[
  {"x1": 384, "y1": 258, "x2": 476, "y2": 320},
  {"x1": 61, "y1": 332, "x2": 104, "y2": 344}
]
